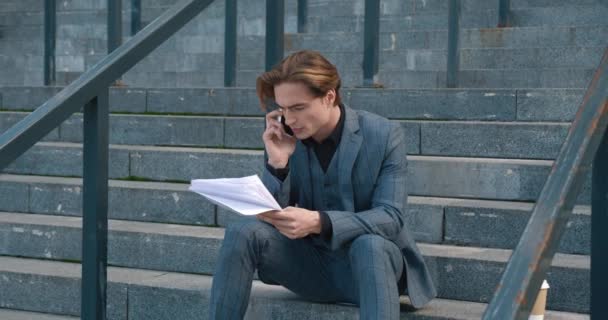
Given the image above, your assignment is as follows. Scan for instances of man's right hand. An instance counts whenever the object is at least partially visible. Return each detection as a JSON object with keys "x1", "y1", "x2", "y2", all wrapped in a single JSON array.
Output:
[{"x1": 264, "y1": 110, "x2": 296, "y2": 168}]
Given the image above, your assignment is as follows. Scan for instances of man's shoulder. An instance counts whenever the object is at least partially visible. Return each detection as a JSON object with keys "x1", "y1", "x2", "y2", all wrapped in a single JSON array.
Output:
[{"x1": 351, "y1": 107, "x2": 396, "y2": 134}]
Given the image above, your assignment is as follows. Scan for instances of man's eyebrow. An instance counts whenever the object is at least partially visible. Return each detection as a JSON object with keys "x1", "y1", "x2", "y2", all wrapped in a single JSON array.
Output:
[{"x1": 276, "y1": 102, "x2": 306, "y2": 109}]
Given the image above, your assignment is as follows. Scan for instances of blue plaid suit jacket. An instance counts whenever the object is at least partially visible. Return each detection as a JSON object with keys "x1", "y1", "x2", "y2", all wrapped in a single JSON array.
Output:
[{"x1": 262, "y1": 105, "x2": 437, "y2": 308}]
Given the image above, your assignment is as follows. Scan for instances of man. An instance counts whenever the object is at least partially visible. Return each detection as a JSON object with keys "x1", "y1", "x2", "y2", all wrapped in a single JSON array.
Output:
[{"x1": 209, "y1": 50, "x2": 436, "y2": 319}]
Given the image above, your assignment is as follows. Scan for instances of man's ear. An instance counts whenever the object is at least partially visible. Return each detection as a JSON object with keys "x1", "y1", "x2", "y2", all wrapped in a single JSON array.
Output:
[{"x1": 325, "y1": 89, "x2": 336, "y2": 107}]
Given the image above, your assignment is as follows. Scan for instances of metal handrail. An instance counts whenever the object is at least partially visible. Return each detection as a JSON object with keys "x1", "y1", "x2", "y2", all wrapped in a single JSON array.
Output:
[
  {"x1": 297, "y1": 0, "x2": 308, "y2": 33},
  {"x1": 0, "y1": 0, "x2": 216, "y2": 318},
  {"x1": 44, "y1": 0, "x2": 56, "y2": 85},
  {"x1": 498, "y1": 0, "x2": 511, "y2": 27},
  {"x1": 224, "y1": 0, "x2": 237, "y2": 86},
  {"x1": 363, "y1": 0, "x2": 380, "y2": 86},
  {"x1": 483, "y1": 48, "x2": 608, "y2": 319},
  {"x1": 131, "y1": 0, "x2": 142, "y2": 36},
  {"x1": 265, "y1": 0, "x2": 284, "y2": 71},
  {"x1": 591, "y1": 121, "x2": 608, "y2": 320},
  {"x1": 108, "y1": 0, "x2": 122, "y2": 53},
  {"x1": 446, "y1": 0, "x2": 460, "y2": 88}
]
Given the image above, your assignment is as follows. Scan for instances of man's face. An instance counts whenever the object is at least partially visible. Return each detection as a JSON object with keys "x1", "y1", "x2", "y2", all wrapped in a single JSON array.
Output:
[{"x1": 274, "y1": 81, "x2": 335, "y2": 141}]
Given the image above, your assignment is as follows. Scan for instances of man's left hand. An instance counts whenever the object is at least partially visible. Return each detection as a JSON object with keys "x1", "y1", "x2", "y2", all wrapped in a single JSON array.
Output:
[{"x1": 258, "y1": 207, "x2": 321, "y2": 239}]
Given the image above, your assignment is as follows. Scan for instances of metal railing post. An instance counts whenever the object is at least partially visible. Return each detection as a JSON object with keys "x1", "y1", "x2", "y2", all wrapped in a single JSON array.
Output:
[
  {"x1": 81, "y1": 90, "x2": 109, "y2": 320},
  {"x1": 592, "y1": 130, "x2": 608, "y2": 320},
  {"x1": 265, "y1": 0, "x2": 284, "y2": 71},
  {"x1": 44, "y1": 0, "x2": 56, "y2": 85},
  {"x1": 498, "y1": 0, "x2": 511, "y2": 27},
  {"x1": 131, "y1": 0, "x2": 141, "y2": 36},
  {"x1": 224, "y1": 0, "x2": 237, "y2": 86},
  {"x1": 297, "y1": 0, "x2": 308, "y2": 33},
  {"x1": 362, "y1": 0, "x2": 380, "y2": 87},
  {"x1": 446, "y1": 0, "x2": 460, "y2": 88},
  {"x1": 108, "y1": 0, "x2": 122, "y2": 53}
]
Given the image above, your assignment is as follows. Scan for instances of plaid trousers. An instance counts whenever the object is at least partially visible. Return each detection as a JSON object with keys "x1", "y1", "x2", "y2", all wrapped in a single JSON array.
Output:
[{"x1": 208, "y1": 218, "x2": 405, "y2": 319}]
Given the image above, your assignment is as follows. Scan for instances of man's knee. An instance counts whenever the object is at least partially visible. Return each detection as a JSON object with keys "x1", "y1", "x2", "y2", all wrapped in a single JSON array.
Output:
[
  {"x1": 349, "y1": 234, "x2": 403, "y2": 280},
  {"x1": 223, "y1": 219, "x2": 275, "y2": 248},
  {"x1": 349, "y1": 234, "x2": 388, "y2": 258}
]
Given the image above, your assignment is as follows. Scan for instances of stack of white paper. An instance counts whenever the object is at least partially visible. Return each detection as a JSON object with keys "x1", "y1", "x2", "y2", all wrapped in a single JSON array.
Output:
[{"x1": 189, "y1": 175, "x2": 282, "y2": 216}]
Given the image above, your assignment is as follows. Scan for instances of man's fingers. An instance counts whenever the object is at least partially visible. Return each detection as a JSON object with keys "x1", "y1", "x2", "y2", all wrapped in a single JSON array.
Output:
[
  {"x1": 274, "y1": 127, "x2": 283, "y2": 141},
  {"x1": 264, "y1": 125, "x2": 284, "y2": 142},
  {"x1": 262, "y1": 211, "x2": 292, "y2": 221},
  {"x1": 265, "y1": 110, "x2": 282, "y2": 121},
  {"x1": 265, "y1": 110, "x2": 284, "y2": 128},
  {"x1": 268, "y1": 219, "x2": 295, "y2": 230},
  {"x1": 275, "y1": 227, "x2": 298, "y2": 239}
]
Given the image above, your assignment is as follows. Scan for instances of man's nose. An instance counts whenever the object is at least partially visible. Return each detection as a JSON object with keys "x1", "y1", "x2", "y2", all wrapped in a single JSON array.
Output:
[{"x1": 284, "y1": 115, "x2": 296, "y2": 126}]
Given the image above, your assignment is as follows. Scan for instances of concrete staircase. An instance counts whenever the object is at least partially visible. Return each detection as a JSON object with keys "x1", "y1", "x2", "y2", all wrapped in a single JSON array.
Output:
[{"x1": 1, "y1": 0, "x2": 605, "y2": 319}]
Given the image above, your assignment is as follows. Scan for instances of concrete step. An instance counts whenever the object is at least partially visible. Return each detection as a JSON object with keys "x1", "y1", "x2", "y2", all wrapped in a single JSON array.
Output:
[
  {"x1": 0, "y1": 111, "x2": 419, "y2": 154},
  {"x1": 282, "y1": 26, "x2": 608, "y2": 52},
  {"x1": 0, "y1": 174, "x2": 590, "y2": 255},
  {"x1": 418, "y1": 120, "x2": 570, "y2": 159},
  {"x1": 372, "y1": 68, "x2": 595, "y2": 88},
  {"x1": 306, "y1": 0, "x2": 604, "y2": 17},
  {"x1": 234, "y1": 46, "x2": 605, "y2": 71},
  {"x1": 305, "y1": 6, "x2": 608, "y2": 32},
  {"x1": 0, "y1": 0, "x2": 40, "y2": 12},
  {"x1": 0, "y1": 52, "x2": 602, "y2": 89},
  {"x1": 0, "y1": 217, "x2": 591, "y2": 313},
  {"x1": 0, "y1": 142, "x2": 592, "y2": 203},
  {"x1": 0, "y1": 309, "x2": 78, "y2": 320},
  {"x1": 219, "y1": 197, "x2": 590, "y2": 255},
  {"x1": 53, "y1": 67, "x2": 598, "y2": 88},
  {"x1": 436, "y1": 199, "x2": 590, "y2": 255},
  {"x1": 0, "y1": 38, "x2": 105, "y2": 57},
  {"x1": 0, "y1": 87, "x2": 584, "y2": 121},
  {"x1": 49, "y1": 45, "x2": 602, "y2": 73},
  {"x1": 139, "y1": 0, "x2": 298, "y2": 26},
  {"x1": 458, "y1": 26, "x2": 608, "y2": 49},
  {"x1": 0, "y1": 256, "x2": 589, "y2": 319},
  {"x1": 0, "y1": 110, "x2": 573, "y2": 159},
  {"x1": 399, "y1": 47, "x2": 604, "y2": 70}
]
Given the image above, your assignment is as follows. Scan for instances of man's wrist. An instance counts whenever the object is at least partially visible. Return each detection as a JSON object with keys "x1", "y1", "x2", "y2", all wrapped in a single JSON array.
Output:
[
  {"x1": 311, "y1": 211, "x2": 322, "y2": 234},
  {"x1": 268, "y1": 159, "x2": 288, "y2": 169}
]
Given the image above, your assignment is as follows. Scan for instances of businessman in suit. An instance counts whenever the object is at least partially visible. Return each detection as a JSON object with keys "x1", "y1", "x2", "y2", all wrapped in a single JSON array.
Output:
[{"x1": 208, "y1": 50, "x2": 436, "y2": 319}]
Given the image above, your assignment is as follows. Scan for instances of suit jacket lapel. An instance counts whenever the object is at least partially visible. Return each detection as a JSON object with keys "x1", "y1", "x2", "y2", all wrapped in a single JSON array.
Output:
[{"x1": 337, "y1": 105, "x2": 362, "y2": 211}]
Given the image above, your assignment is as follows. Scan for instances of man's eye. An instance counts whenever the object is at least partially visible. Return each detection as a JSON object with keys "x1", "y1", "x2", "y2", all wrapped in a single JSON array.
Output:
[{"x1": 294, "y1": 106, "x2": 306, "y2": 111}]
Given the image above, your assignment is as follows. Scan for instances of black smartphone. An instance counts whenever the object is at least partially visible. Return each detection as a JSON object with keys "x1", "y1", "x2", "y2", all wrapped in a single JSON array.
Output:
[
  {"x1": 279, "y1": 115, "x2": 294, "y2": 136},
  {"x1": 267, "y1": 101, "x2": 294, "y2": 136}
]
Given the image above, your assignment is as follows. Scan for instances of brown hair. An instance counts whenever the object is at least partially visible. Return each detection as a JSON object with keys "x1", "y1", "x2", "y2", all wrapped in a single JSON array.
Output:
[{"x1": 256, "y1": 50, "x2": 342, "y2": 111}]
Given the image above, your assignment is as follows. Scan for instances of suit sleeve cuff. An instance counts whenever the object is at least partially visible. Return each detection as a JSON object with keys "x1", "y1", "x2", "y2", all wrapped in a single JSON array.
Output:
[
  {"x1": 265, "y1": 162, "x2": 289, "y2": 181},
  {"x1": 319, "y1": 211, "x2": 333, "y2": 241}
]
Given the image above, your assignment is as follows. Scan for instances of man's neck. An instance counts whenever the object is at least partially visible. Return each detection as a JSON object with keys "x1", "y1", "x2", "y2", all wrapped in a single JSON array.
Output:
[{"x1": 312, "y1": 105, "x2": 341, "y2": 143}]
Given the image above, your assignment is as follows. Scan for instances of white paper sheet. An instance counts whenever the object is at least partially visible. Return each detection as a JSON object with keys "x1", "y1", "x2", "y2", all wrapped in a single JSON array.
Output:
[{"x1": 189, "y1": 175, "x2": 282, "y2": 216}]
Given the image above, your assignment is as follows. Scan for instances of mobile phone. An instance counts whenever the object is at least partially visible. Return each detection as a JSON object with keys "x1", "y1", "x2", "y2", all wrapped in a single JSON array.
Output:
[
  {"x1": 278, "y1": 115, "x2": 294, "y2": 136},
  {"x1": 267, "y1": 101, "x2": 294, "y2": 136}
]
